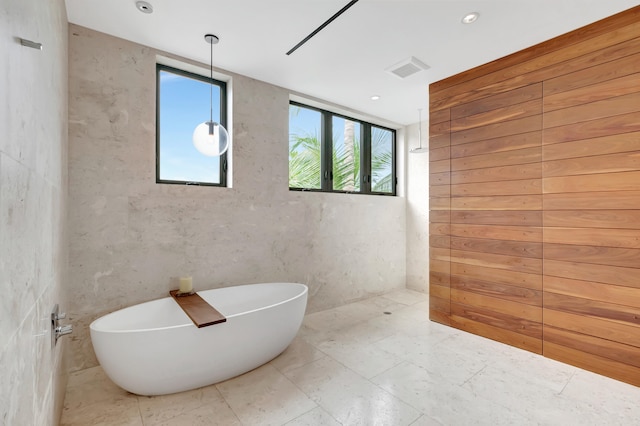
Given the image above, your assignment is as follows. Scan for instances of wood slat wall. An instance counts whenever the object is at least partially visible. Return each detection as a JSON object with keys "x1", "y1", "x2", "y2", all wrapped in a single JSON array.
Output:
[
  {"x1": 450, "y1": 82, "x2": 544, "y2": 354},
  {"x1": 429, "y1": 109, "x2": 451, "y2": 325},
  {"x1": 429, "y1": 5, "x2": 640, "y2": 386}
]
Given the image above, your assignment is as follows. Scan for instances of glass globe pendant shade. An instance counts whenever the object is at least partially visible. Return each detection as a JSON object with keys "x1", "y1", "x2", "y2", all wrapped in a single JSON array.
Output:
[{"x1": 193, "y1": 121, "x2": 229, "y2": 156}]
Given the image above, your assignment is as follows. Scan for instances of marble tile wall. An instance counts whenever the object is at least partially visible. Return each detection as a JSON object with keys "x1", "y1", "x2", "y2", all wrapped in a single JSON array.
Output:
[
  {"x1": 0, "y1": 0, "x2": 69, "y2": 424},
  {"x1": 405, "y1": 121, "x2": 430, "y2": 293},
  {"x1": 67, "y1": 25, "x2": 407, "y2": 372}
]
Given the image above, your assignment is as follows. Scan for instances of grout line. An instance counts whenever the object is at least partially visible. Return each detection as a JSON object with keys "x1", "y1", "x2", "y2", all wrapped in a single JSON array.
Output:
[{"x1": 558, "y1": 370, "x2": 576, "y2": 396}]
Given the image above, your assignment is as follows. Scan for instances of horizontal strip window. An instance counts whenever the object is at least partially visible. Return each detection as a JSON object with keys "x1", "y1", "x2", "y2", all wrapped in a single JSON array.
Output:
[
  {"x1": 156, "y1": 64, "x2": 228, "y2": 186},
  {"x1": 289, "y1": 101, "x2": 396, "y2": 195}
]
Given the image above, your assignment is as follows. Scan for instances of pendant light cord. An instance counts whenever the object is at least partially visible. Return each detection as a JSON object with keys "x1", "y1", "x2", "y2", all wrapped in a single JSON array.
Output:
[{"x1": 209, "y1": 39, "x2": 213, "y2": 124}]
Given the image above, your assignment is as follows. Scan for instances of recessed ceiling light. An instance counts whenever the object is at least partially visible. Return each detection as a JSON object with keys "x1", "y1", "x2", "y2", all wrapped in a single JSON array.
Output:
[
  {"x1": 136, "y1": 1, "x2": 153, "y2": 14},
  {"x1": 371, "y1": 95, "x2": 380, "y2": 101},
  {"x1": 462, "y1": 12, "x2": 479, "y2": 24}
]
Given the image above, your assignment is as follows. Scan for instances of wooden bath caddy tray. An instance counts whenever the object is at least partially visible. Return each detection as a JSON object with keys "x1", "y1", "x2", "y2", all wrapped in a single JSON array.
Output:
[{"x1": 169, "y1": 290, "x2": 227, "y2": 328}]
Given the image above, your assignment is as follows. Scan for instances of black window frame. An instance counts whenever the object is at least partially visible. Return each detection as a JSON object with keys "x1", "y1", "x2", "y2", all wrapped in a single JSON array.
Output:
[
  {"x1": 155, "y1": 63, "x2": 228, "y2": 187},
  {"x1": 289, "y1": 101, "x2": 397, "y2": 196}
]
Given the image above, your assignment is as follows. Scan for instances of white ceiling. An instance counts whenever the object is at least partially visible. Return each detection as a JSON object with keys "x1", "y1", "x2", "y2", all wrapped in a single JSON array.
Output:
[{"x1": 65, "y1": 0, "x2": 640, "y2": 127}]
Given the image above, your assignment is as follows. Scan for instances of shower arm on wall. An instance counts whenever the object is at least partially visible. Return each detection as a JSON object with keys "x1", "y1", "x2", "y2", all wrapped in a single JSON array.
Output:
[{"x1": 410, "y1": 108, "x2": 428, "y2": 154}]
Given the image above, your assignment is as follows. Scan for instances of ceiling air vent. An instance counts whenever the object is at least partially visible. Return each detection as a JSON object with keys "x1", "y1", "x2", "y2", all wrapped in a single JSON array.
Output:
[{"x1": 386, "y1": 56, "x2": 430, "y2": 79}]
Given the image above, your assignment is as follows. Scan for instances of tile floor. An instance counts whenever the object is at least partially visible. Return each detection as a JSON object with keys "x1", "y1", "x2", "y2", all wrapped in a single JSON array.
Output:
[{"x1": 60, "y1": 289, "x2": 640, "y2": 425}]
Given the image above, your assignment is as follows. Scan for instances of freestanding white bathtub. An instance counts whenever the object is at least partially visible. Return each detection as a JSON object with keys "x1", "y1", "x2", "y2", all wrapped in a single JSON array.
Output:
[{"x1": 90, "y1": 282, "x2": 308, "y2": 396}]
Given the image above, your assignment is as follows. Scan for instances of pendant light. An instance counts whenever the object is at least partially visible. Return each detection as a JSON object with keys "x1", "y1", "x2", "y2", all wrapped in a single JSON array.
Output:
[
  {"x1": 193, "y1": 34, "x2": 229, "y2": 157},
  {"x1": 410, "y1": 108, "x2": 428, "y2": 154}
]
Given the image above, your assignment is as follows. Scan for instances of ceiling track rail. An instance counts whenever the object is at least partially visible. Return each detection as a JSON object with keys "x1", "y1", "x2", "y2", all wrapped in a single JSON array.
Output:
[{"x1": 286, "y1": 0, "x2": 360, "y2": 56}]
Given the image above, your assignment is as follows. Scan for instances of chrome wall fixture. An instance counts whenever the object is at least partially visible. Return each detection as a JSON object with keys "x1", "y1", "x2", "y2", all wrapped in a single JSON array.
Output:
[
  {"x1": 410, "y1": 108, "x2": 428, "y2": 154},
  {"x1": 51, "y1": 304, "x2": 73, "y2": 347},
  {"x1": 19, "y1": 38, "x2": 42, "y2": 50},
  {"x1": 192, "y1": 34, "x2": 230, "y2": 157}
]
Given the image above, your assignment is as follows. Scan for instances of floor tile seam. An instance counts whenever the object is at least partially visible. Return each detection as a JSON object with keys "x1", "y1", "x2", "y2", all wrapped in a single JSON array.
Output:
[
  {"x1": 278, "y1": 370, "x2": 326, "y2": 424},
  {"x1": 316, "y1": 349, "x2": 401, "y2": 381},
  {"x1": 554, "y1": 377, "x2": 640, "y2": 421},
  {"x1": 322, "y1": 354, "x2": 368, "y2": 382},
  {"x1": 306, "y1": 340, "x2": 332, "y2": 361},
  {"x1": 303, "y1": 317, "x2": 369, "y2": 334},
  {"x1": 409, "y1": 413, "x2": 443, "y2": 426},
  {"x1": 60, "y1": 395, "x2": 120, "y2": 414},
  {"x1": 62, "y1": 384, "x2": 124, "y2": 405},
  {"x1": 367, "y1": 358, "x2": 414, "y2": 383},
  {"x1": 458, "y1": 368, "x2": 575, "y2": 422},
  {"x1": 319, "y1": 329, "x2": 398, "y2": 349},
  {"x1": 403, "y1": 332, "x2": 454, "y2": 346},
  {"x1": 389, "y1": 298, "x2": 429, "y2": 307},
  {"x1": 317, "y1": 316, "x2": 381, "y2": 337},
  {"x1": 457, "y1": 378, "x2": 535, "y2": 423},
  {"x1": 268, "y1": 353, "x2": 331, "y2": 378},
  {"x1": 64, "y1": 372, "x2": 138, "y2": 406},
  {"x1": 134, "y1": 400, "x2": 145, "y2": 426},
  {"x1": 516, "y1": 391, "x2": 621, "y2": 425},
  {"x1": 367, "y1": 360, "x2": 440, "y2": 418},
  {"x1": 374, "y1": 332, "x2": 448, "y2": 359},
  {"x1": 369, "y1": 334, "x2": 407, "y2": 353},
  {"x1": 384, "y1": 306, "x2": 431, "y2": 322},
  {"x1": 368, "y1": 342, "x2": 415, "y2": 363},
  {"x1": 459, "y1": 363, "x2": 487, "y2": 387},
  {"x1": 304, "y1": 352, "x2": 404, "y2": 401},
  {"x1": 406, "y1": 358, "x2": 451, "y2": 384},
  {"x1": 283, "y1": 405, "x2": 343, "y2": 426},
  {"x1": 213, "y1": 383, "x2": 256, "y2": 426},
  {"x1": 338, "y1": 318, "x2": 410, "y2": 334},
  {"x1": 359, "y1": 357, "x2": 406, "y2": 381},
  {"x1": 65, "y1": 364, "x2": 105, "y2": 379},
  {"x1": 379, "y1": 295, "x2": 415, "y2": 306},
  {"x1": 346, "y1": 328, "x2": 400, "y2": 346},
  {"x1": 62, "y1": 391, "x2": 138, "y2": 416},
  {"x1": 136, "y1": 392, "x2": 217, "y2": 426},
  {"x1": 278, "y1": 342, "x2": 332, "y2": 377},
  {"x1": 384, "y1": 288, "x2": 429, "y2": 298},
  {"x1": 436, "y1": 337, "x2": 498, "y2": 360},
  {"x1": 472, "y1": 365, "x2": 579, "y2": 402},
  {"x1": 299, "y1": 333, "x2": 341, "y2": 348},
  {"x1": 433, "y1": 334, "x2": 456, "y2": 346},
  {"x1": 556, "y1": 369, "x2": 576, "y2": 396},
  {"x1": 59, "y1": 394, "x2": 142, "y2": 425},
  {"x1": 370, "y1": 329, "x2": 405, "y2": 345},
  {"x1": 366, "y1": 377, "x2": 426, "y2": 419},
  {"x1": 259, "y1": 360, "x2": 325, "y2": 417},
  {"x1": 476, "y1": 360, "x2": 576, "y2": 395},
  {"x1": 408, "y1": 358, "x2": 486, "y2": 389}
]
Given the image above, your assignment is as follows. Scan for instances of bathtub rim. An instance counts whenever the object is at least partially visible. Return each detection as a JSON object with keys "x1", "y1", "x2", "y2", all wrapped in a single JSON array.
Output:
[{"x1": 90, "y1": 282, "x2": 308, "y2": 334}]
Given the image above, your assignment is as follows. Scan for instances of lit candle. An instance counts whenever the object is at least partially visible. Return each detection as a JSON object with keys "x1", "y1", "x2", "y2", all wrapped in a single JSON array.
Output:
[{"x1": 179, "y1": 276, "x2": 193, "y2": 293}]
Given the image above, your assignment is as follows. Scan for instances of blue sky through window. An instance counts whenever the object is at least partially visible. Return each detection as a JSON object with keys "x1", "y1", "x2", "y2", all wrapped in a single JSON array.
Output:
[
  {"x1": 289, "y1": 105, "x2": 320, "y2": 152},
  {"x1": 371, "y1": 126, "x2": 393, "y2": 192},
  {"x1": 158, "y1": 69, "x2": 222, "y2": 184}
]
